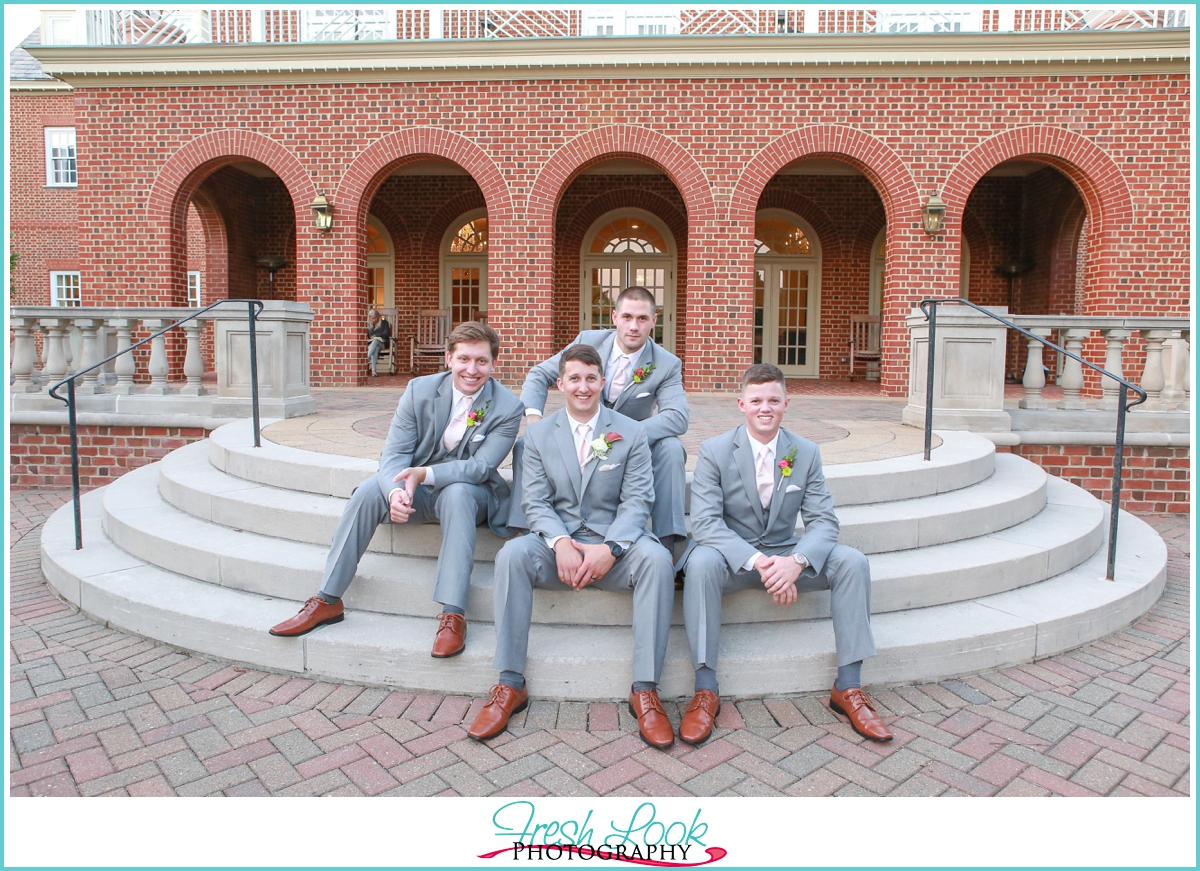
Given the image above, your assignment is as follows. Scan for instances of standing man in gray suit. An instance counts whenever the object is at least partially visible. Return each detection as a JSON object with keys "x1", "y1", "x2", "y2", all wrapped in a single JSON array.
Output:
[
  {"x1": 678, "y1": 363, "x2": 891, "y2": 745},
  {"x1": 515, "y1": 287, "x2": 689, "y2": 556},
  {"x1": 468, "y1": 344, "x2": 677, "y2": 748},
  {"x1": 269, "y1": 322, "x2": 524, "y2": 660}
]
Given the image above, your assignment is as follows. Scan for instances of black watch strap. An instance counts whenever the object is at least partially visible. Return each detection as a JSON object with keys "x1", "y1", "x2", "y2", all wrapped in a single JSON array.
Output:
[{"x1": 607, "y1": 541, "x2": 624, "y2": 558}]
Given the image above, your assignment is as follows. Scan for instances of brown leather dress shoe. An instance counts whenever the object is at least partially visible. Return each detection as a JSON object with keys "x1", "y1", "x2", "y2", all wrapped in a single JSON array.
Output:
[
  {"x1": 628, "y1": 687, "x2": 675, "y2": 749},
  {"x1": 431, "y1": 613, "x2": 466, "y2": 658},
  {"x1": 678, "y1": 690, "x2": 721, "y2": 745},
  {"x1": 468, "y1": 684, "x2": 529, "y2": 741},
  {"x1": 829, "y1": 685, "x2": 893, "y2": 742},
  {"x1": 269, "y1": 596, "x2": 344, "y2": 637}
]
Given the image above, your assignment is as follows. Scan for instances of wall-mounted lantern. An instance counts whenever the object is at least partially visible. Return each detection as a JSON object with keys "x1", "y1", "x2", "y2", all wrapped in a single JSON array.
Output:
[
  {"x1": 921, "y1": 194, "x2": 946, "y2": 235},
  {"x1": 310, "y1": 194, "x2": 333, "y2": 232}
]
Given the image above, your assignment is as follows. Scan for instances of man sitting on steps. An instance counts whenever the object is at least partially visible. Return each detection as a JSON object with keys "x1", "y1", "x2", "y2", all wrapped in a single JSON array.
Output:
[{"x1": 269, "y1": 321, "x2": 524, "y2": 660}]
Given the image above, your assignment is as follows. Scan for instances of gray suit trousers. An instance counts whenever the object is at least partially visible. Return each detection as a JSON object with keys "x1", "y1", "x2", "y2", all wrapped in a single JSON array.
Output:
[
  {"x1": 509, "y1": 435, "x2": 687, "y2": 538},
  {"x1": 492, "y1": 533, "x2": 675, "y2": 684},
  {"x1": 319, "y1": 481, "x2": 488, "y2": 610},
  {"x1": 683, "y1": 543, "x2": 877, "y2": 671}
]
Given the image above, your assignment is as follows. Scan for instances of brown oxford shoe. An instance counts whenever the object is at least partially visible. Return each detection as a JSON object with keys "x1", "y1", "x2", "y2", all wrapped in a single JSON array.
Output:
[
  {"x1": 678, "y1": 690, "x2": 721, "y2": 745},
  {"x1": 269, "y1": 596, "x2": 344, "y2": 637},
  {"x1": 829, "y1": 685, "x2": 893, "y2": 742},
  {"x1": 468, "y1": 683, "x2": 529, "y2": 741},
  {"x1": 629, "y1": 687, "x2": 675, "y2": 749},
  {"x1": 431, "y1": 612, "x2": 466, "y2": 658}
]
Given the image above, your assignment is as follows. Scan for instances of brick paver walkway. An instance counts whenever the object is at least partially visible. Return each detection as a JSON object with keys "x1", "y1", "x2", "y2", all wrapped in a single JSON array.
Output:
[{"x1": 9, "y1": 489, "x2": 1189, "y2": 798}]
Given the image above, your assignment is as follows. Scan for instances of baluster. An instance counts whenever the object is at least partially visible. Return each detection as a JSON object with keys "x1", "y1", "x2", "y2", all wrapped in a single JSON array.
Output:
[
  {"x1": 1137, "y1": 329, "x2": 1170, "y2": 410},
  {"x1": 1097, "y1": 329, "x2": 1131, "y2": 411},
  {"x1": 109, "y1": 318, "x2": 139, "y2": 395},
  {"x1": 1160, "y1": 330, "x2": 1185, "y2": 408},
  {"x1": 1056, "y1": 328, "x2": 1091, "y2": 410},
  {"x1": 39, "y1": 318, "x2": 69, "y2": 391},
  {"x1": 73, "y1": 318, "x2": 104, "y2": 395},
  {"x1": 1018, "y1": 328, "x2": 1051, "y2": 409},
  {"x1": 141, "y1": 318, "x2": 172, "y2": 395},
  {"x1": 10, "y1": 317, "x2": 39, "y2": 393},
  {"x1": 179, "y1": 320, "x2": 207, "y2": 396}
]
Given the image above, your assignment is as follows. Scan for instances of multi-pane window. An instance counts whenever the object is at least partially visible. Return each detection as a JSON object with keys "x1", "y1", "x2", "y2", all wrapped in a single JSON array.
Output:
[
  {"x1": 444, "y1": 216, "x2": 488, "y2": 324},
  {"x1": 51, "y1": 271, "x2": 81, "y2": 307},
  {"x1": 187, "y1": 271, "x2": 202, "y2": 307},
  {"x1": 45, "y1": 128, "x2": 77, "y2": 186}
]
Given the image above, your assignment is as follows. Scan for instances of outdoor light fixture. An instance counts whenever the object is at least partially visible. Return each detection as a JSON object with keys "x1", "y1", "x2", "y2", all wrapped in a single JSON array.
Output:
[
  {"x1": 310, "y1": 194, "x2": 333, "y2": 231},
  {"x1": 921, "y1": 194, "x2": 946, "y2": 235},
  {"x1": 255, "y1": 256, "x2": 289, "y2": 283}
]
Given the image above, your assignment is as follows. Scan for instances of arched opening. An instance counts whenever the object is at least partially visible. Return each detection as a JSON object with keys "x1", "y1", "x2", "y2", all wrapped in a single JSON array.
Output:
[
  {"x1": 753, "y1": 210, "x2": 821, "y2": 376},
  {"x1": 554, "y1": 157, "x2": 686, "y2": 355},
  {"x1": 441, "y1": 209, "x2": 488, "y2": 325},
  {"x1": 580, "y1": 208, "x2": 677, "y2": 350}
]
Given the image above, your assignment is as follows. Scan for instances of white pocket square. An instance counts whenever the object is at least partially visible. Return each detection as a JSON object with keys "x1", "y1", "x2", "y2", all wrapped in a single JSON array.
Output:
[
  {"x1": 598, "y1": 463, "x2": 622, "y2": 472},
  {"x1": 785, "y1": 484, "x2": 803, "y2": 494},
  {"x1": 635, "y1": 391, "x2": 651, "y2": 398},
  {"x1": 471, "y1": 433, "x2": 486, "y2": 442}
]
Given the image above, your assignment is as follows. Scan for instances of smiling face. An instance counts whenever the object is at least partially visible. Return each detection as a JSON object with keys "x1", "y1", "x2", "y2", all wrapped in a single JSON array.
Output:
[
  {"x1": 557, "y1": 359, "x2": 605, "y2": 420},
  {"x1": 612, "y1": 296, "x2": 657, "y2": 355},
  {"x1": 738, "y1": 379, "x2": 789, "y2": 442},
  {"x1": 445, "y1": 340, "x2": 495, "y2": 396}
]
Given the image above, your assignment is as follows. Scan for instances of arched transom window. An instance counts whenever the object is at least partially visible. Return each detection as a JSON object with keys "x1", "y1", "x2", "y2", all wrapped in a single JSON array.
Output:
[
  {"x1": 442, "y1": 212, "x2": 488, "y2": 325},
  {"x1": 449, "y1": 217, "x2": 488, "y2": 254},
  {"x1": 365, "y1": 216, "x2": 394, "y2": 310},
  {"x1": 365, "y1": 222, "x2": 388, "y2": 254},
  {"x1": 589, "y1": 217, "x2": 666, "y2": 255},
  {"x1": 755, "y1": 218, "x2": 812, "y2": 256}
]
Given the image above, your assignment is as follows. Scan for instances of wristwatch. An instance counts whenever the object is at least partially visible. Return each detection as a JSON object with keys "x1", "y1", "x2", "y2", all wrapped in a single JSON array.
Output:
[
  {"x1": 791, "y1": 553, "x2": 808, "y2": 571},
  {"x1": 607, "y1": 542, "x2": 625, "y2": 559}
]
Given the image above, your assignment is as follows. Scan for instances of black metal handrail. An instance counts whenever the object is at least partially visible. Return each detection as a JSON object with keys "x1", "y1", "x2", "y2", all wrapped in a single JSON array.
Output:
[
  {"x1": 917, "y1": 297, "x2": 1148, "y2": 582},
  {"x1": 48, "y1": 299, "x2": 265, "y2": 550}
]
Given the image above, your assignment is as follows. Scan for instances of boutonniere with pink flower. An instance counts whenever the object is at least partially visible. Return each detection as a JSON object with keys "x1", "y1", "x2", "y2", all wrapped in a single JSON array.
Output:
[
  {"x1": 466, "y1": 401, "x2": 490, "y2": 427},
  {"x1": 776, "y1": 445, "x2": 798, "y2": 490},
  {"x1": 588, "y1": 431, "x2": 623, "y2": 462},
  {"x1": 632, "y1": 362, "x2": 656, "y2": 383}
]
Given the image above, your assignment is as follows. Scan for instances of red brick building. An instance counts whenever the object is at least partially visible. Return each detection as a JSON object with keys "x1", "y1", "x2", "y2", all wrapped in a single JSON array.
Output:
[{"x1": 9, "y1": 9, "x2": 1191, "y2": 394}]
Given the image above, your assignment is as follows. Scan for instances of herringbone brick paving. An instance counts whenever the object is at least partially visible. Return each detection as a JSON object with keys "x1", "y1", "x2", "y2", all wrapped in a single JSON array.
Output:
[{"x1": 9, "y1": 489, "x2": 1191, "y2": 797}]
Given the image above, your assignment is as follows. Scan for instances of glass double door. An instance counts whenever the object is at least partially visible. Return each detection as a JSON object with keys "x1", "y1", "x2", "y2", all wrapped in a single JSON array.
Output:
[
  {"x1": 582, "y1": 258, "x2": 675, "y2": 352},
  {"x1": 754, "y1": 262, "x2": 819, "y2": 377}
]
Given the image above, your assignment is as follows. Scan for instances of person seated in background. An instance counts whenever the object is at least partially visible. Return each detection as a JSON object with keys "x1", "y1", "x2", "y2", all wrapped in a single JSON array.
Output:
[{"x1": 367, "y1": 308, "x2": 392, "y2": 377}]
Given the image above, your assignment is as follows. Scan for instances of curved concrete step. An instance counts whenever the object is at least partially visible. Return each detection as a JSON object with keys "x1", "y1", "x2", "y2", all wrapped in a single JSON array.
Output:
[
  {"x1": 42, "y1": 489, "x2": 1166, "y2": 700},
  {"x1": 166, "y1": 439, "x2": 1044, "y2": 556},
  {"x1": 210, "y1": 419, "x2": 997, "y2": 507},
  {"x1": 103, "y1": 461, "x2": 1103, "y2": 624}
]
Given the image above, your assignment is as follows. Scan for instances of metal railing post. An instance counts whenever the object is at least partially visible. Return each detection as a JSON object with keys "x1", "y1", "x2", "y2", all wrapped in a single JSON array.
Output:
[
  {"x1": 924, "y1": 301, "x2": 937, "y2": 461},
  {"x1": 1107, "y1": 383, "x2": 1129, "y2": 581},
  {"x1": 67, "y1": 378, "x2": 83, "y2": 550},
  {"x1": 248, "y1": 301, "x2": 261, "y2": 448}
]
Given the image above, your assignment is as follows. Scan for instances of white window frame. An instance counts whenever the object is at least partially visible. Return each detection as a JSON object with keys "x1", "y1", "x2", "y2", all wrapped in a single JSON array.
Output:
[
  {"x1": 44, "y1": 127, "x2": 77, "y2": 187},
  {"x1": 50, "y1": 271, "x2": 81, "y2": 307},
  {"x1": 42, "y1": 11, "x2": 81, "y2": 45},
  {"x1": 440, "y1": 209, "x2": 488, "y2": 323},
  {"x1": 187, "y1": 271, "x2": 202, "y2": 307}
]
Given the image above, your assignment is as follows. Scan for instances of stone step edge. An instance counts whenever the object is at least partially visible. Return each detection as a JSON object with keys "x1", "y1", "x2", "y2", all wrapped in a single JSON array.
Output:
[
  {"x1": 41, "y1": 490, "x2": 1164, "y2": 699},
  {"x1": 210, "y1": 418, "x2": 997, "y2": 506},
  {"x1": 164, "y1": 439, "x2": 1046, "y2": 556},
  {"x1": 102, "y1": 461, "x2": 1105, "y2": 624}
]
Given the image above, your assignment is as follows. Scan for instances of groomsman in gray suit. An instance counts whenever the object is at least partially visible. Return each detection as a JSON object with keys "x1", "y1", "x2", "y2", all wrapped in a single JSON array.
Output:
[
  {"x1": 469, "y1": 344, "x2": 677, "y2": 748},
  {"x1": 678, "y1": 363, "x2": 891, "y2": 745},
  {"x1": 269, "y1": 322, "x2": 524, "y2": 660},
  {"x1": 515, "y1": 287, "x2": 689, "y2": 556}
]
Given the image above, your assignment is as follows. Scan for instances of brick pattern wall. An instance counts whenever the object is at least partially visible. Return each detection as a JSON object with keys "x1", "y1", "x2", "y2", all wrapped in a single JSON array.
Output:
[
  {"x1": 9, "y1": 424, "x2": 211, "y2": 490},
  {"x1": 52, "y1": 72, "x2": 1191, "y2": 392},
  {"x1": 1001, "y1": 444, "x2": 1191, "y2": 514}
]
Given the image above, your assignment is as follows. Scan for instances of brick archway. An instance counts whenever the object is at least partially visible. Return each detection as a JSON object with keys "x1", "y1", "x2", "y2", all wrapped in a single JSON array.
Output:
[
  {"x1": 145, "y1": 130, "x2": 316, "y2": 307},
  {"x1": 942, "y1": 126, "x2": 1133, "y2": 306},
  {"x1": 524, "y1": 126, "x2": 718, "y2": 384}
]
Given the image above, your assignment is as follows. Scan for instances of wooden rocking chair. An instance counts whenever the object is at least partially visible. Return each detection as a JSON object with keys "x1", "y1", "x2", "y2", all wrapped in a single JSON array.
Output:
[
  {"x1": 849, "y1": 314, "x2": 882, "y2": 379},
  {"x1": 408, "y1": 308, "x2": 450, "y2": 374}
]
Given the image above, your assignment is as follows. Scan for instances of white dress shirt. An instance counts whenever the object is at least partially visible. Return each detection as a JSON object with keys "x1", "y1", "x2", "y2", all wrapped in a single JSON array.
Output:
[
  {"x1": 546, "y1": 409, "x2": 632, "y2": 556},
  {"x1": 740, "y1": 429, "x2": 807, "y2": 573},
  {"x1": 605, "y1": 340, "x2": 644, "y2": 404},
  {"x1": 388, "y1": 385, "x2": 480, "y2": 504}
]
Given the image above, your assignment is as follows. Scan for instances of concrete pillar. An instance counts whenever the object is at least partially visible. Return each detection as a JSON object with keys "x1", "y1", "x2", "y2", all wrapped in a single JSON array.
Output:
[
  {"x1": 1018, "y1": 328, "x2": 1051, "y2": 409},
  {"x1": 1097, "y1": 329, "x2": 1131, "y2": 411},
  {"x1": 1056, "y1": 328, "x2": 1091, "y2": 410}
]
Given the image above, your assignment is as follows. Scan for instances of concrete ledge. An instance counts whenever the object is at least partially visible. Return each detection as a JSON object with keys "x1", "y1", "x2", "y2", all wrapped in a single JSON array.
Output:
[
  {"x1": 10, "y1": 410, "x2": 238, "y2": 429},
  {"x1": 984, "y1": 431, "x2": 1192, "y2": 447}
]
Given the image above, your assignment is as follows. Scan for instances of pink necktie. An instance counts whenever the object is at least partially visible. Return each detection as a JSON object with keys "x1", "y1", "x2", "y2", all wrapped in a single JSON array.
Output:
[
  {"x1": 577, "y1": 423, "x2": 592, "y2": 468},
  {"x1": 756, "y1": 447, "x2": 773, "y2": 509},
  {"x1": 608, "y1": 355, "x2": 631, "y2": 403},
  {"x1": 443, "y1": 395, "x2": 473, "y2": 450}
]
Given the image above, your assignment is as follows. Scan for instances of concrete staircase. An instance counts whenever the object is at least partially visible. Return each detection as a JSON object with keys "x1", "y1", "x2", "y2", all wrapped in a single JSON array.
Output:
[{"x1": 40, "y1": 420, "x2": 1168, "y2": 700}]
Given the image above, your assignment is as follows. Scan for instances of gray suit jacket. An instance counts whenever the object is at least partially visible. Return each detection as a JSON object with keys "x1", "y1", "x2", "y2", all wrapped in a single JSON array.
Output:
[
  {"x1": 520, "y1": 406, "x2": 653, "y2": 547},
  {"x1": 375, "y1": 372, "x2": 524, "y2": 536},
  {"x1": 687, "y1": 426, "x2": 840, "y2": 576},
  {"x1": 519, "y1": 330, "x2": 689, "y2": 444}
]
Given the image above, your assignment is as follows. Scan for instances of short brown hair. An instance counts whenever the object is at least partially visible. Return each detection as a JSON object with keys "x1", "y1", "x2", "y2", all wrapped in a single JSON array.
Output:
[
  {"x1": 741, "y1": 363, "x2": 786, "y2": 392},
  {"x1": 559, "y1": 343, "x2": 604, "y2": 377},
  {"x1": 615, "y1": 286, "x2": 656, "y2": 312},
  {"x1": 447, "y1": 321, "x2": 500, "y2": 360}
]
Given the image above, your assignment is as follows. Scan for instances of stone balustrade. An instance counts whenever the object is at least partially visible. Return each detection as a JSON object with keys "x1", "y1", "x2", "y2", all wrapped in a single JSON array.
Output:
[
  {"x1": 10, "y1": 301, "x2": 315, "y2": 422},
  {"x1": 903, "y1": 307, "x2": 1190, "y2": 444}
]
